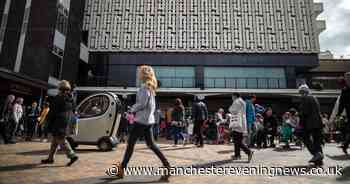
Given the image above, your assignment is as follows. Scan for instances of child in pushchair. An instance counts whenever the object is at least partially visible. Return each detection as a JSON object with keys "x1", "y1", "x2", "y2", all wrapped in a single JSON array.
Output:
[
  {"x1": 281, "y1": 112, "x2": 293, "y2": 149},
  {"x1": 254, "y1": 113, "x2": 265, "y2": 149},
  {"x1": 216, "y1": 113, "x2": 231, "y2": 144},
  {"x1": 206, "y1": 116, "x2": 218, "y2": 144},
  {"x1": 289, "y1": 108, "x2": 303, "y2": 149}
]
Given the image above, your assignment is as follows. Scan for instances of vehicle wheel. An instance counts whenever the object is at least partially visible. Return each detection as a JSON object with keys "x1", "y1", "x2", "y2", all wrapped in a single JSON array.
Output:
[
  {"x1": 98, "y1": 139, "x2": 112, "y2": 151},
  {"x1": 66, "y1": 137, "x2": 78, "y2": 150}
]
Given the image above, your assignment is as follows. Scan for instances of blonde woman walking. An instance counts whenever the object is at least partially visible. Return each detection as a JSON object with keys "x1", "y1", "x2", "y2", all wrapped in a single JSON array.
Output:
[{"x1": 114, "y1": 65, "x2": 171, "y2": 181}]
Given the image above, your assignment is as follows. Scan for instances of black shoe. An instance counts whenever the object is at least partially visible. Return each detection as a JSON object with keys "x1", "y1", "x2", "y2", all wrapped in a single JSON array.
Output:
[
  {"x1": 159, "y1": 175, "x2": 170, "y2": 182},
  {"x1": 159, "y1": 165, "x2": 171, "y2": 182},
  {"x1": 67, "y1": 156, "x2": 78, "y2": 167},
  {"x1": 159, "y1": 171, "x2": 171, "y2": 182},
  {"x1": 41, "y1": 159, "x2": 54, "y2": 164},
  {"x1": 313, "y1": 160, "x2": 324, "y2": 167},
  {"x1": 309, "y1": 152, "x2": 324, "y2": 163},
  {"x1": 342, "y1": 146, "x2": 348, "y2": 155},
  {"x1": 248, "y1": 151, "x2": 254, "y2": 163},
  {"x1": 107, "y1": 163, "x2": 124, "y2": 179},
  {"x1": 310, "y1": 159, "x2": 324, "y2": 167},
  {"x1": 283, "y1": 145, "x2": 291, "y2": 149},
  {"x1": 197, "y1": 144, "x2": 204, "y2": 148},
  {"x1": 7, "y1": 140, "x2": 16, "y2": 144},
  {"x1": 25, "y1": 137, "x2": 31, "y2": 141},
  {"x1": 231, "y1": 155, "x2": 241, "y2": 160}
]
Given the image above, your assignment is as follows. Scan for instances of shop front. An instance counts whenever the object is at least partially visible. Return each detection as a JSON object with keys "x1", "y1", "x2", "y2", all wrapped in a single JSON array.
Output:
[{"x1": 0, "y1": 68, "x2": 47, "y2": 106}]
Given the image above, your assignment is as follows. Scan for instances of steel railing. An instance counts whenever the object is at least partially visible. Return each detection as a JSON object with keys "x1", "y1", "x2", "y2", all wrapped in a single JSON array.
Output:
[
  {"x1": 85, "y1": 76, "x2": 286, "y2": 89},
  {"x1": 204, "y1": 77, "x2": 286, "y2": 89}
]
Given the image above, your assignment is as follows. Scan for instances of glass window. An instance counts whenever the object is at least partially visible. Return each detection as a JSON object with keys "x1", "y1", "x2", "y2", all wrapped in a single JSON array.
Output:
[
  {"x1": 204, "y1": 67, "x2": 286, "y2": 89},
  {"x1": 55, "y1": 0, "x2": 70, "y2": 35},
  {"x1": 137, "y1": 66, "x2": 195, "y2": 88},
  {"x1": 78, "y1": 95, "x2": 110, "y2": 118}
]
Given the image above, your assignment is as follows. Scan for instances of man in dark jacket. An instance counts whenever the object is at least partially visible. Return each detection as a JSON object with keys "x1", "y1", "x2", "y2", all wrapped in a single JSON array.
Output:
[
  {"x1": 263, "y1": 107, "x2": 278, "y2": 148},
  {"x1": 41, "y1": 80, "x2": 78, "y2": 167},
  {"x1": 338, "y1": 72, "x2": 350, "y2": 154},
  {"x1": 26, "y1": 101, "x2": 40, "y2": 141},
  {"x1": 192, "y1": 95, "x2": 208, "y2": 147},
  {"x1": 298, "y1": 84, "x2": 324, "y2": 166}
]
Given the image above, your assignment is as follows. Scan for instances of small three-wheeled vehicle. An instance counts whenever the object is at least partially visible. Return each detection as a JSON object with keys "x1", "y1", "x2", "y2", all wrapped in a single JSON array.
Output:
[{"x1": 66, "y1": 92, "x2": 122, "y2": 151}]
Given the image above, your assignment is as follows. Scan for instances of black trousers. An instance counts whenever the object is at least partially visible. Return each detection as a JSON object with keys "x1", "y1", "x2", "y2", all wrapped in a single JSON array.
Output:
[
  {"x1": 27, "y1": 118, "x2": 37, "y2": 138},
  {"x1": 121, "y1": 122, "x2": 170, "y2": 169},
  {"x1": 302, "y1": 129, "x2": 323, "y2": 156},
  {"x1": 0, "y1": 122, "x2": 9, "y2": 143},
  {"x1": 232, "y1": 131, "x2": 251, "y2": 157},
  {"x1": 342, "y1": 121, "x2": 350, "y2": 149},
  {"x1": 256, "y1": 130, "x2": 265, "y2": 148},
  {"x1": 38, "y1": 123, "x2": 49, "y2": 138},
  {"x1": 193, "y1": 120, "x2": 204, "y2": 146},
  {"x1": 259, "y1": 130, "x2": 268, "y2": 147},
  {"x1": 8, "y1": 119, "x2": 19, "y2": 141}
]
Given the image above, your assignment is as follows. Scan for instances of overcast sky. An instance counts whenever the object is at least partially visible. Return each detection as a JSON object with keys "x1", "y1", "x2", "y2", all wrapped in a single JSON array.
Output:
[{"x1": 314, "y1": 0, "x2": 350, "y2": 58}]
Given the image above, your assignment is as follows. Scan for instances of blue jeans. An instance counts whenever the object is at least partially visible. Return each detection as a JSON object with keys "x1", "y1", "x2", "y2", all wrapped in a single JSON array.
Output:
[{"x1": 173, "y1": 127, "x2": 183, "y2": 145}]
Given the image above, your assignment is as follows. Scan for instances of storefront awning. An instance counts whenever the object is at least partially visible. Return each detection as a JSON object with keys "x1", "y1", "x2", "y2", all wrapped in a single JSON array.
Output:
[
  {"x1": 75, "y1": 86, "x2": 341, "y2": 98},
  {"x1": 0, "y1": 68, "x2": 48, "y2": 90}
]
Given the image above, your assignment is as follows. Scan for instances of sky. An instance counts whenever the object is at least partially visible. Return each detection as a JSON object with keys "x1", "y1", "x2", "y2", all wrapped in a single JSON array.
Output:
[{"x1": 314, "y1": 0, "x2": 350, "y2": 58}]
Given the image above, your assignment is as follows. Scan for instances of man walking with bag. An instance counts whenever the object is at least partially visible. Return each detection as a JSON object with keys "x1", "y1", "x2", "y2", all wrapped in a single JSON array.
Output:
[{"x1": 229, "y1": 93, "x2": 253, "y2": 162}]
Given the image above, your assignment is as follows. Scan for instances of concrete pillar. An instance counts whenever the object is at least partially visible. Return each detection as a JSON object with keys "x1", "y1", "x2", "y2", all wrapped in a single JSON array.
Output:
[
  {"x1": 285, "y1": 67, "x2": 296, "y2": 89},
  {"x1": 195, "y1": 66, "x2": 204, "y2": 89}
]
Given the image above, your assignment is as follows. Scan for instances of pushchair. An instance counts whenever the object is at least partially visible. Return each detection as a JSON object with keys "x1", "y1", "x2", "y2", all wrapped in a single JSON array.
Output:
[{"x1": 216, "y1": 122, "x2": 226, "y2": 144}]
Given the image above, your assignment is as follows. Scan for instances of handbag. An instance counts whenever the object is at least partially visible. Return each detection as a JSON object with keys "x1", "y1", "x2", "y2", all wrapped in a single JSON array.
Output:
[
  {"x1": 229, "y1": 115, "x2": 242, "y2": 130},
  {"x1": 160, "y1": 121, "x2": 166, "y2": 129},
  {"x1": 67, "y1": 114, "x2": 79, "y2": 136}
]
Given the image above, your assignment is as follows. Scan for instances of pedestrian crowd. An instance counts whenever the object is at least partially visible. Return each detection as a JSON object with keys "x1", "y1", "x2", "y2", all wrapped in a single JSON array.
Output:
[
  {"x1": 0, "y1": 66, "x2": 349, "y2": 181},
  {"x1": 0, "y1": 95, "x2": 50, "y2": 144},
  {"x1": 114, "y1": 71, "x2": 350, "y2": 168},
  {"x1": 0, "y1": 80, "x2": 79, "y2": 166}
]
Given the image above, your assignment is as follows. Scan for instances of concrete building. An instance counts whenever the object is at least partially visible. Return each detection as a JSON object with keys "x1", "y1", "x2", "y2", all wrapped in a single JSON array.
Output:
[
  {"x1": 79, "y1": 0, "x2": 333, "y2": 113},
  {"x1": 79, "y1": 0, "x2": 332, "y2": 114},
  {"x1": 0, "y1": 0, "x2": 87, "y2": 103}
]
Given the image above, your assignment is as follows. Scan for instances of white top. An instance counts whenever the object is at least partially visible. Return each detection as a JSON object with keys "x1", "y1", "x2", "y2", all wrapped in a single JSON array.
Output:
[
  {"x1": 12, "y1": 104, "x2": 23, "y2": 124},
  {"x1": 228, "y1": 97, "x2": 247, "y2": 134}
]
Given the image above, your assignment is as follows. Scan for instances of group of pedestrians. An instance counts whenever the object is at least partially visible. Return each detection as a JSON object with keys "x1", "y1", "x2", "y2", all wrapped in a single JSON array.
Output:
[
  {"x1": 0, "y1": 65, "x2": 348, "y2": 181},
  {"x1": 0, "y1": 95, "x2": 23, "y2": 144},
  {"x1": 0, "y1": 95, "x2": 51, "y2": 144},
  {"x1": 0, "y1": 80, "x2": 79, "y2": 167},
  {"x1": 112, "y1": 65, "x2": 326, "y2": 181}
]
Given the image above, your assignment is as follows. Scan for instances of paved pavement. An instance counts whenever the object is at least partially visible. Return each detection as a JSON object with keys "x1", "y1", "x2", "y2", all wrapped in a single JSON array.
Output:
[{"x1": 0, "y1": 139, "x2": 349, "y2": 184}]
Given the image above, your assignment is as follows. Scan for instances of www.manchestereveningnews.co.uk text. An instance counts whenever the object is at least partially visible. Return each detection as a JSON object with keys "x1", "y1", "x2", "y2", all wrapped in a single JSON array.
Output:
[{"x1": 105, "y1": 164, "x2": 343, "y2": 177}]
